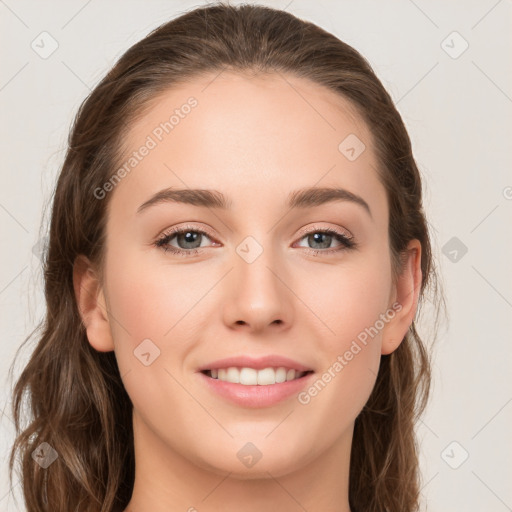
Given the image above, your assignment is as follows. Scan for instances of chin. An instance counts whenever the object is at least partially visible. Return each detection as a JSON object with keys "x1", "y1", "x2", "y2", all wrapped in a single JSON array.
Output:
[{"x1": 191, "y1": 444, "x2": 310, "y2": 480}]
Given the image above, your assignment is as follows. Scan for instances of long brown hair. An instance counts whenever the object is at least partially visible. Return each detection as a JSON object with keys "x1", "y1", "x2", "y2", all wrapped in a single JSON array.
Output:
[{"x1": 9, "y1": 3, "x2": 444, "y2": 511}]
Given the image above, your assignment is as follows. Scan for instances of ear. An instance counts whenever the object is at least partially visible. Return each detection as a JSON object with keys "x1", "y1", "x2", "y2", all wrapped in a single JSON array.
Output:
[
  {"x1": 73, "y1": 255, "x2": 115, "y2": 352},
  {"x1": 381, "y1": 239, "x2": 422, "y2": 355}
]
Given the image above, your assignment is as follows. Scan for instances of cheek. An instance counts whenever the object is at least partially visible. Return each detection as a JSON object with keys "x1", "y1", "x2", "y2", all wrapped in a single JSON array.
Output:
[
  {"x1": 106, "y1": 269, "x2": 170, "y2": 341},
  {"x1": 102, "y1": 249, "x2": 200, "y2": 414},
  {"x1": 102, "y1": 243, "x2": 224, "y2": 391},
  {"x1": 104, "y1": 246, "x2": 205, "y2": 342},
  {"x1": 296, "y1": 254, "x2": 392, "y2": 405},
  {"x1": 303, "y1": 256, "x2": 392, "y2": 350}
]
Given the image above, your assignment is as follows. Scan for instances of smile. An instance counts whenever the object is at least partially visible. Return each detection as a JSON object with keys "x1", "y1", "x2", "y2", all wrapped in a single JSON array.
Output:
[{"x1": 202, "y1": 367, "x2": 313, "y2": 386}]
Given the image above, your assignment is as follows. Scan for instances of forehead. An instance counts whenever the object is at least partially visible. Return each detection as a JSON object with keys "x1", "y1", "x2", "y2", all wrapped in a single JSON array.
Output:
[{"x1": 110, "y1": 71, "x2": 385, "y2": 218}]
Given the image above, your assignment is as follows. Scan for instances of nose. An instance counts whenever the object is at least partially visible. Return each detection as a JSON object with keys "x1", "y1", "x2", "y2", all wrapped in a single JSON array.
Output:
[{"x1": 222, "y1": 244, "x2": 294, "y2": 333}]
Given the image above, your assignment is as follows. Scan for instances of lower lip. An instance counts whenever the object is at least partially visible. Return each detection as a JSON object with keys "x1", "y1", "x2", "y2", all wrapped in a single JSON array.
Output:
[{"x1": 197, "y1": 371, "x2": 315, "y2": 408}]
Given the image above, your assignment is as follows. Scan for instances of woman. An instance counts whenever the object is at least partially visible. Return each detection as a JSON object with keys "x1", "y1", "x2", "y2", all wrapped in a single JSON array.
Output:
[{"x1": 9, "y1": 3, "x2": 443, "y2": 511}]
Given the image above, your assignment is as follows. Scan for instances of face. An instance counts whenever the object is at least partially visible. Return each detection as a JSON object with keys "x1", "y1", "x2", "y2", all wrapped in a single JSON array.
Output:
[{"x1": 87, "y1": 71, "x2": 409, "y2": 478}]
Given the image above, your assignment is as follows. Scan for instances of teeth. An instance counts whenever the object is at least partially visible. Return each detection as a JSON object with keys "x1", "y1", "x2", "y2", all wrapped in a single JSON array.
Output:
[
  {"x1": 240, "y1": 368, "x2": 258, "y2": 385},
  {"x1": 275, "y1": 367, "x2": 287, "y2": 383},
  {"x1": 206, "y1": 366, "x2": 308, "y2": 385}
]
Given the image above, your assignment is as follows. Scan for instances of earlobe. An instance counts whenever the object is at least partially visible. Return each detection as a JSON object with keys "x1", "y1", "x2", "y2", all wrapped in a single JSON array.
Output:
[
  {"x1": 381, "y1": 240, "x2": 422, "y2": 355},
  {"x1": 73, "y1": 255, "x2": 115, "y2": 352}
]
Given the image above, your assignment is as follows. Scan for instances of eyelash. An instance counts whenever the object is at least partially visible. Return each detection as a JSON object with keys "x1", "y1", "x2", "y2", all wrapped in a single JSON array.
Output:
[{"x1": 154, "y1": 224, "x2": 356, "y2": 258}]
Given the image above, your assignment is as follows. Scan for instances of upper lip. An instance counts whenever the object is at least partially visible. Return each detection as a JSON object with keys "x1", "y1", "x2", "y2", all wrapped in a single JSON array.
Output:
[{"x1": 198, "y1": 355, "x2": 314, "y2": 372}]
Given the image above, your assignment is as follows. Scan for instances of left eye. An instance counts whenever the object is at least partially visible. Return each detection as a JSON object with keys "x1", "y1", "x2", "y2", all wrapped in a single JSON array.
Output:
[
  {"x1": 295, "y1": 230, "x2": 354, "y2": 251},
  {"x1": 155, "y1": 228, "x2": 214, "y2": 252},
  {"x1": 155, "y1": 227, "x2": 355, "y2": 256}
]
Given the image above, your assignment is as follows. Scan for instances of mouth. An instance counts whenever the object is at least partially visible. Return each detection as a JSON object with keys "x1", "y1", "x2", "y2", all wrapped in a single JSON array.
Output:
[
  {"x1": 197, "y1": 355, "x2": 315, "y2": 407},
  {"x1": 198, "y1": 366, "x2": 316, "y2": 408},
  {"x1": 201, "y1": 367, "x2": 315, "y2": 386}
]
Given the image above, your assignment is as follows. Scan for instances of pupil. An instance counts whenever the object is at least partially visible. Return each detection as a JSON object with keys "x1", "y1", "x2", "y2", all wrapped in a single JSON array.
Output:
[
  {"x1": 310, "y1": 233, "x2": 331, "y2": 249},
  {"x1": 179, "y1": 231, "x2": 201, "y2": 249}
]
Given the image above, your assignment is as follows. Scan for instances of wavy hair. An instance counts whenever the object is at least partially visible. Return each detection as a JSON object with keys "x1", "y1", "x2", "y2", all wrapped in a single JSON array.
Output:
[{"x1": 9, "y1": 3, "x2": 444, "y2": 511}]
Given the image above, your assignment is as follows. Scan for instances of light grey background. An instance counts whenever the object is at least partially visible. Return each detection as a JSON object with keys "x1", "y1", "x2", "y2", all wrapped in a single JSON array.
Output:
[{"x1": 1, "y1": 1, "x2": 511, "y2": 510}]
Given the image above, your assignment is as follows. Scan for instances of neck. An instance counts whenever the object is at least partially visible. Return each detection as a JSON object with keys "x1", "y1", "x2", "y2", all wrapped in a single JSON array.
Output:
[{"x1": 124, "y1": 412, "x2": 353, "y2": 512}]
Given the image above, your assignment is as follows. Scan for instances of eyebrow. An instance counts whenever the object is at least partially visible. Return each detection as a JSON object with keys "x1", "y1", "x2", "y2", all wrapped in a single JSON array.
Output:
[{"x1": 137, "y1": 186, "x2": 372, "y2": 218}]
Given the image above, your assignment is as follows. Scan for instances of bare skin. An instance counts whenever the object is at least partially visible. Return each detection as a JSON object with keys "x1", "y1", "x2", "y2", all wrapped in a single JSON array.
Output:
[{"x1": 74, "y1": 71, "x2": 422, "y2": 512}]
